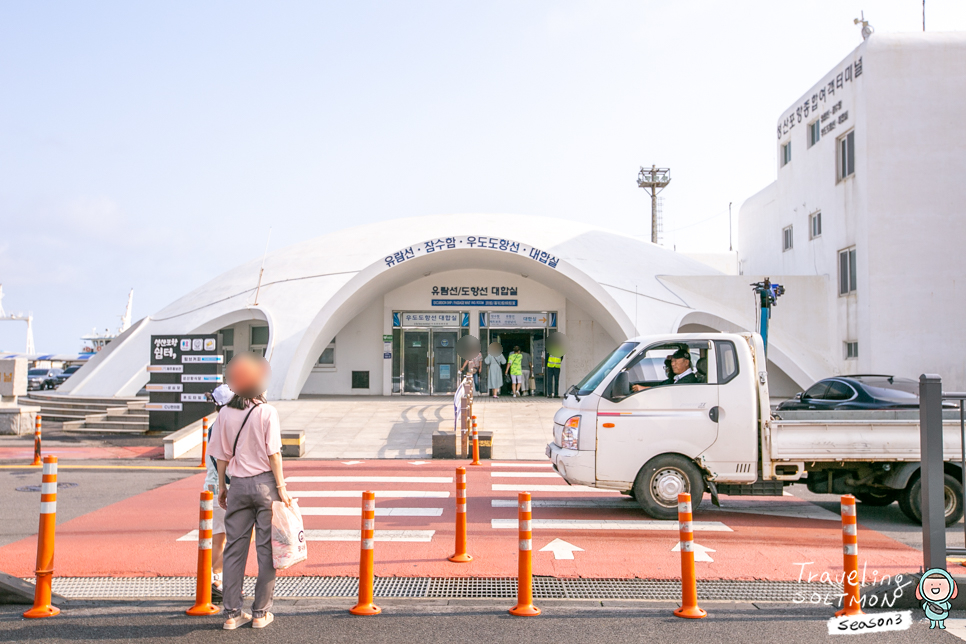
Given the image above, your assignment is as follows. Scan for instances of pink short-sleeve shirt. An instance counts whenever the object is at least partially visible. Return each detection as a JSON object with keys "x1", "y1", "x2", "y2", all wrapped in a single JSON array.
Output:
[{"x1": 208, "y1": 403, "x2": 282, "y2": 478}]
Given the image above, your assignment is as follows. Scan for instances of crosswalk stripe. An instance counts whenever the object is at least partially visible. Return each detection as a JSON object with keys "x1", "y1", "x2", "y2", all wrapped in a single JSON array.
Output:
[
  {"x1": 490, "y1": 463, "x2": 553, "y2": 468},
  {"x1": 491, "y1": 519, "x2": 732, "y2": 532},
  {"x1": 292, "y1": 490, "x2": 449, "y2": 498},
  {"x1": 300, "y1": 507, "x2": 443, "y2": 517},
  {"x1": 491, "y1": 498, "x2": 636, "y2": 508},
  {"x1": 286, "y1": 476, "x2": 452, "y2": 483},
  {"x1": 177, "y1": 529, "x2": 436, "y2": 542},
  {"x1": 492, "y1": 484, "x2": 618, "y2": 493},
  {"x1": 490, "y1": 472, "x2": 562, "y2": 478}
]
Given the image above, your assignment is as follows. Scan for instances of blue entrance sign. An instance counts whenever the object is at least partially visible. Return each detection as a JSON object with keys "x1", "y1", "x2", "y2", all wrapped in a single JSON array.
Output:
[{"x1": 432, "y1": 299, "x2": 517, "y2": 307}]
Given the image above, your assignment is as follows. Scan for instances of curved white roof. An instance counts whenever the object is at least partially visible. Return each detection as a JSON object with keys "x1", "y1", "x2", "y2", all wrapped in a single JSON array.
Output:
[{"x1": 62, "y1": 213, "x2": 820, "y2": 399}]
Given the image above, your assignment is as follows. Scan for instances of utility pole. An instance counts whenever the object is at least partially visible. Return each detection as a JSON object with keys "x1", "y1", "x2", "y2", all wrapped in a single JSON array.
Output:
[{"x1": 637, "y1": 165, "x2": 671, "y2": 244}]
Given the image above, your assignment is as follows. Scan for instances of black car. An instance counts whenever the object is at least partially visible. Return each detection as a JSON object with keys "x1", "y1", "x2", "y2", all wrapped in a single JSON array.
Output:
[
  {"x1": 777, "y1": 375, "x2": 922, "y2": 411},
  {"x1": 27, "y1": 368, "x2": 63, "y2": 391},
  {"x1": 53, "y1": 364, "x2": 84, "y2": 387}
]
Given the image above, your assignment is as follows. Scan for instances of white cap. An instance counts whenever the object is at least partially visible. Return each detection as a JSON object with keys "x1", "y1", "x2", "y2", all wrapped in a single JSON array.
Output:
[{"x1": 211, "y1": 384, "x2": 234, "y2": 407}]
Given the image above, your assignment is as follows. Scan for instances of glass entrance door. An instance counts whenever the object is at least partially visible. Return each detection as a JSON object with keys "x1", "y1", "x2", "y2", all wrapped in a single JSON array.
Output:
[
  {"x1": 432, "y1": 330, "x2": 459, "y2": 394},
  {"x1": 403, "y1": 330, "x2": 430, "y2": 393}
]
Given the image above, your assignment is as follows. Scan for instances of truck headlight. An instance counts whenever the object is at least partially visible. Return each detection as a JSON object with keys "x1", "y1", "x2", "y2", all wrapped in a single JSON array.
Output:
[{"x1": 561, "y1": 416, "x2": 580, "y2": 450}]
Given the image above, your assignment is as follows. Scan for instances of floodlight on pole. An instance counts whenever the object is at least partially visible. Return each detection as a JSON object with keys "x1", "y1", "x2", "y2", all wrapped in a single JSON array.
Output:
[{"x1": 637, "y1": 165, "x2": 671, "y2": 244}]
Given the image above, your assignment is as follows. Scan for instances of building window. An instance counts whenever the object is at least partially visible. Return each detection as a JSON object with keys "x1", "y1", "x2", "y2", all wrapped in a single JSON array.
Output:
[
  {"x1": 838, "y1": 247, "x2": 857, "y2": 295},
  {"x1": 250, "y1": 325, "x2": 269, "y2": 357},
  {"x1": 780, "y1": 141, "x2": 792, "y2": 167},
  {"x1": 317, "y1": 339, "x2": 336, "y2": 367},
  {"x1": 219, "y1": 328, "x2": 234, "y2": 364},
  {"x1": 782, "y1": 225, "x2": 794, "y2": 251},
  {"x1": 352, "y1": 371, "x2": 370, "y2": 389},
  {"x1": 809, "y1": 211, "x2": 822, "y2": 239},
  {"x1": 837, "y1": 130, "x2": 855, "y2": 180},
  {"x1": 845, "y1": 341, "x2": 858, "y2": 359},
  {"x1": 808, "y1": 121, "x2": 821, "y2": 148}
]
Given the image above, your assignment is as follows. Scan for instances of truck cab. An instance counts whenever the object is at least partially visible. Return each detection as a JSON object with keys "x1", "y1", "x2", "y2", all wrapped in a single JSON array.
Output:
[{"x1": 546, "y1": 332, "x2": 769, "y2": 519}]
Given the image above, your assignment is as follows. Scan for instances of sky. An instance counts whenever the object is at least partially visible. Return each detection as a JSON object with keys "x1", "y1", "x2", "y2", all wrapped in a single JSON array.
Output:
[{"x1": 1, "y1": 1, "x2": 965, "y2": 354}]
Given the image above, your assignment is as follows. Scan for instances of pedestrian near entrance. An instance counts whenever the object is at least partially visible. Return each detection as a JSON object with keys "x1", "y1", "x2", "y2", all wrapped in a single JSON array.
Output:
[
  {"x1": 506, "y1": 346, "x2": 524, "y2": 397},
  {"x1": 546, "y1": 352, "x2": 562, "y2": 397},
  {"x1": 461, "y1": 351, "x2": 482, "y2": 393},
  {"x1": 520, "y1": 351, "x2": 532, "y2": 396},
  {"x1": 484, "y1": 350, "x2": 506, "y2": 398},
  {"x1": 208, "y1": 354, "x2": 292, "y2": 631}
]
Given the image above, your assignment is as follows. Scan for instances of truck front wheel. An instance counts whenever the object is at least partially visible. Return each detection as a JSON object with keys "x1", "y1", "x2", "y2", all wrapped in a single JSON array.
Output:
[
  {"x1": 897, "y1": 473, "x2": 964, "y2": 527},
  {"x1": 633, "y1": 455, "x2": 704, "y2": 520}
]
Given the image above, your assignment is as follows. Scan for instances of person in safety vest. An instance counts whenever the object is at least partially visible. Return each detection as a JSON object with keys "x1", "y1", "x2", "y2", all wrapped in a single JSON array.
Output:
[{"x1": 546, "y1": 352, "x2": 562, "y2": 398}]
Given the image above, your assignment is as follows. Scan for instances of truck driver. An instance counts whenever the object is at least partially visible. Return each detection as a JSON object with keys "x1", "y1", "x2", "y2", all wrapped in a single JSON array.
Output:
[{"x1": 631, "y1": 347, "x2": 698, "y2": 392}]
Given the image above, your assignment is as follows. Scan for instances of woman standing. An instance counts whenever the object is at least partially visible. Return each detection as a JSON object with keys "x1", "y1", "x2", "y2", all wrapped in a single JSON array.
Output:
[
  {"x1": 208, "y1": 354, "x2": 292, "y2": 630},
  {"x1": 484, "y1": 345, "x2": 506, "y2": 398}
]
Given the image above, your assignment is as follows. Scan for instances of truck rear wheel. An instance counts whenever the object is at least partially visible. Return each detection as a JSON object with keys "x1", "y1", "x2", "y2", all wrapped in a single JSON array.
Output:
[
  {"x1": 633, "y1": 455, "x2": 704, "y2": 520},
  {"x1": 897, "y1": 473, "x2": 964, "y2": 527}
]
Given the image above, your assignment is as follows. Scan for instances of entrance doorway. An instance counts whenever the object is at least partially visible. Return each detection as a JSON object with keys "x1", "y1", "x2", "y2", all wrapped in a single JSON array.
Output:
[
  {"x1": 485, "y1": 329, "x2": 546, "y2": 396},
  {"x1": 401, "y1": 328, "x2": 460, "y2": 394}
]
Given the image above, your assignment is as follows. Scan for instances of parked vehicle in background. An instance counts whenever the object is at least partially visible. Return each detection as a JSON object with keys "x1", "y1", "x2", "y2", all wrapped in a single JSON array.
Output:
[
  {"x1": 27, "y1": 368, "x2": 63, "y2": 391},
  {"x1": 776, "y1": 375, "x2": 922, "y2": 411},
  {"x1": 546, "y1": 333, "x2": 965, "y2": 527},
  {"x1": 53, "y1": 364, "x2": 83, "y2": 388}
]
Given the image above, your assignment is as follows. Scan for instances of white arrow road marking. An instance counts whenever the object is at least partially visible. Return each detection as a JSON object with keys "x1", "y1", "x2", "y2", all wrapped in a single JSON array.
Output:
[
  {"x1": 492, "y1": 519, "x2": 731, "y2": 532},
  {"x1": 342, "y1": 461, "x2": 363, "y2": 465},
  {"x1": 671, "y1": 542, "x2": 716, "y2": 562},
  {"x1": 540, "y1": 538, "x2": 584, "y2": 560},
  {"x1": 409, "y1": 461, "x2": 430, "y2": 465}
]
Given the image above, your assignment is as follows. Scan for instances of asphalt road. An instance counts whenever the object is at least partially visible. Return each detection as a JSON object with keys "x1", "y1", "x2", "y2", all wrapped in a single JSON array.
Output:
[
  {"x1": 0, "y1": 462, "x2": 196, "y2": 548},
  {"x1": 787, "y1": 485, "x2": 966, "y2": 552},
  {"x1": 0, "y1": 601, "x2": 958, "y2": 644}
]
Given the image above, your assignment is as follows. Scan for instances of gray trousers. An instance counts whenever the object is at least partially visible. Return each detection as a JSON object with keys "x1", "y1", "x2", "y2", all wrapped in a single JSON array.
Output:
[{"x1": 223, "y1": 471, "x2": 280, "y2": 618}]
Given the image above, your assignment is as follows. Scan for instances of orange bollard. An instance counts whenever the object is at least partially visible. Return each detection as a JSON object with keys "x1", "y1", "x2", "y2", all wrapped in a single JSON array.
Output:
[
  {"x1": 835, "y1": 495, "x2": 864, "y2": 617},
  {"x1": 673, "y1": 493, "x2": 707, "y2": 619},
  {"x1": 197, "y1": 417, "x2": 209, "y2": 469},
  {"x1": 470, "y1": 418, "x2": 481, "y2": 466},
  {"x1": 24, "y1": 456, "x2": 60, "y2": 618},
  {"x1": 30, "y1": 414, "x2": 42, "y2": 466},
  {"x1": 448, "y1": 467, "x2": 473, "y2": 563},
  {"x1": 186, "y1": 490, "x2": 220, "y2": 615},
  {"x1": 350, "y1": 491, "x2": 381, "y2": 615},
  {"x1": 508, "y1": 492, "x2": 540, "y2": 616}
]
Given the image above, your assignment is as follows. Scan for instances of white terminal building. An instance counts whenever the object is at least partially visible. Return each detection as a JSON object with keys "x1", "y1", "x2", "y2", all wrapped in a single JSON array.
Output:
[
  {"x1": 62, "y1": 31, "x2": 966, "y2": 401},
  {"x1": 740, "y1": 31, "x2": 966, "y2": 389}
]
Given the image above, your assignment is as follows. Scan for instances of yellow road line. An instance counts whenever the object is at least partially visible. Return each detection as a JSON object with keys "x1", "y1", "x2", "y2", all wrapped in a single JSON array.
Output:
[{"x1": 0, "y1": 464, "x2": 205, "y2": 471}]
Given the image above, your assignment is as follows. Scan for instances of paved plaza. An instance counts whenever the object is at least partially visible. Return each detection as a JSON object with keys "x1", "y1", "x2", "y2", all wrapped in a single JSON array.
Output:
[{"x1": 271, "y1": 395, "x2": 558, "y2": 460}]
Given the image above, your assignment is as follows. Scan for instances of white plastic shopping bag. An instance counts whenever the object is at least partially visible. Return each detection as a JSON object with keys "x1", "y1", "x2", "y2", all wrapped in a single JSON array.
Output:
[{"x1": 271, "y1": 499, "x2": 308, "y2": 569}]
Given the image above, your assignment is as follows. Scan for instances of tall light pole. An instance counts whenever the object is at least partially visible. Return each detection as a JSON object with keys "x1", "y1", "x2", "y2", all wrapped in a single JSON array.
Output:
[{"x1": 637, "y1": 165, "x2": 671, "y2": 244}]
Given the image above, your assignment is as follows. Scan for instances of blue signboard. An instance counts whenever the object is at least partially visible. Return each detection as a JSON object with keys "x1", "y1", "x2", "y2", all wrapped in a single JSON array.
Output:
[{"x1": 431, "y1": 299, "x2": 517, "y2": 307}]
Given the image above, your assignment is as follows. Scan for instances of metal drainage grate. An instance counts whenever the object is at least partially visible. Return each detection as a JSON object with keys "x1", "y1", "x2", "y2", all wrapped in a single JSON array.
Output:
[{"x1": 44, "y1": 577, "x2": 842, "y2": 602}]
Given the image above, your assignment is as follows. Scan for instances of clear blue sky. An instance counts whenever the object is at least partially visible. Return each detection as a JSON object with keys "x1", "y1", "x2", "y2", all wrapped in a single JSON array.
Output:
[{"x1": 2, "y1": 1, "x2": 964, "y2": 353}]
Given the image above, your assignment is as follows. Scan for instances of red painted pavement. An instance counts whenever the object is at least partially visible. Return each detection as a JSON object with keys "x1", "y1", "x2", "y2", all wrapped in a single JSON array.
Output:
[
  {"x1": 0, "y1": 445, "x2": 163, "y2": 461},
  {"x1": 0, "y1": 460, "x2": 923, "y2": 581}
]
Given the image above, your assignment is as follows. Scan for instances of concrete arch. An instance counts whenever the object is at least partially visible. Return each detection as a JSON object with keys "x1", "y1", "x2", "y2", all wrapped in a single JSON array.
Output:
[
  {"x1": 187, "y1": 307, "x2": 274, "y2": 359},
  {"x1": 278, "y1": 241, "x2": 637, "y2": 399},
  {"x1": 674, "y1": 310, "x2": 813, "y2": 392}
]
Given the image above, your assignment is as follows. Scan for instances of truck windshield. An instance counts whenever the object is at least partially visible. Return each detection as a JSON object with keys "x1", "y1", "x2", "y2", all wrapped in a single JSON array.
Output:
[{"x1": 574, "y1": 342, "x2": 638, "y2": 396}]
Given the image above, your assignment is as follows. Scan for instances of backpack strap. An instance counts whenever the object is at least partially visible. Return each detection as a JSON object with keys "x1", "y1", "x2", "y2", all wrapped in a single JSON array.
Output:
[{"x1": 231, "y1": 402, "x2": 261, "y2": 458}]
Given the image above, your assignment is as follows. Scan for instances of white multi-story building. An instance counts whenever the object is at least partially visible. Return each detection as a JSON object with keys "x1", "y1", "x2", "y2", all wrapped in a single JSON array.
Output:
[{"x1": 740, "y1": 32, "x2": 966, "y2": 389}]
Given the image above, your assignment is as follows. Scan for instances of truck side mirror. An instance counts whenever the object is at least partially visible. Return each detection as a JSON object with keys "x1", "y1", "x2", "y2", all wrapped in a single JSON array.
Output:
[{"x1": 612, "y1": 371, "x2": 630, "y2": 400}]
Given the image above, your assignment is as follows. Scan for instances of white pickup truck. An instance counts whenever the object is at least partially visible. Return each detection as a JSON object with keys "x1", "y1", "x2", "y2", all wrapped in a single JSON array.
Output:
[{"x1": 546, "y1": 332, "x2": 964, "y2": 526}]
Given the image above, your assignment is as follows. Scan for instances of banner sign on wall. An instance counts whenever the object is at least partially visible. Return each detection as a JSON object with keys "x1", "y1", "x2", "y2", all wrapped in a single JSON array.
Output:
[{"x1": 488, "y1": 312, "x2": 552, "y2": 328}]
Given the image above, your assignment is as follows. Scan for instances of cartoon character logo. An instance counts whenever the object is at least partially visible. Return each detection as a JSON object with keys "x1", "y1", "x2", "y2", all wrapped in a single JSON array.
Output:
[{"x1": 916, "y1": 568, "x2": 958, "y2": 629}]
